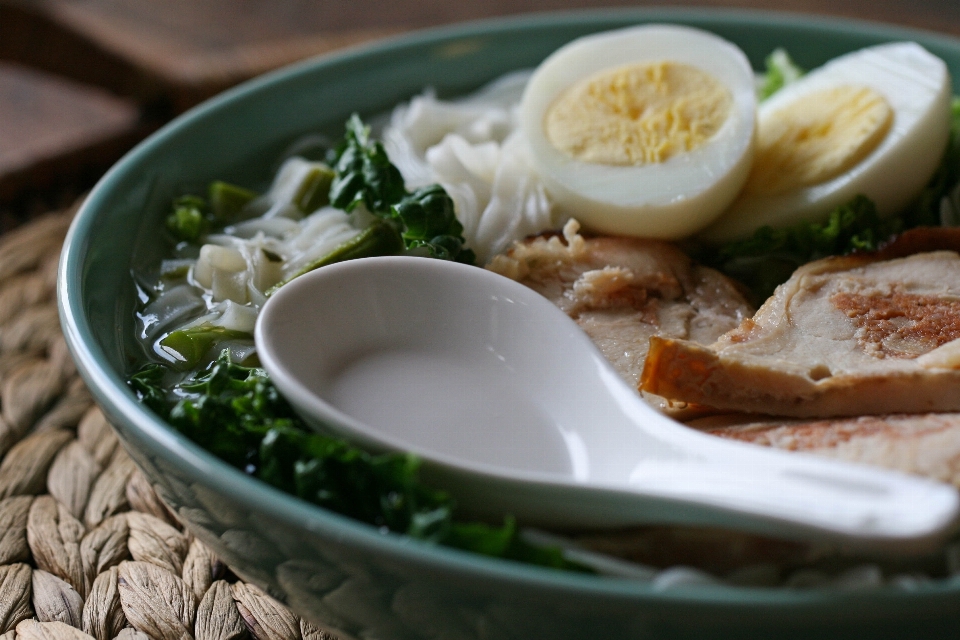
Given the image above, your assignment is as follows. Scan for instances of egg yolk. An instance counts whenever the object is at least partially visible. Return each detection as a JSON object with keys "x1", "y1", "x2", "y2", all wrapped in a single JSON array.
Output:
[
  {"x1": 745, "y1": 86, "x2": 893, "y2": 196},
  {"x1": 544, "y1": 61, "x2": 732, "y2": 166}
]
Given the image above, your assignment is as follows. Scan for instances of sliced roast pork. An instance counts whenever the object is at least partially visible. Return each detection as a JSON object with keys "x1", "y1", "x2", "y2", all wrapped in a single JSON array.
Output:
[
  {"x1": 642, "y1": 232, "x2": 960, "y2": 417},
  {"x1": 690, "y1": 412, "x2": 960, "y2": 488},
  {"x1": 487, "y1": 220, "x2": 754, "y2": 409}
]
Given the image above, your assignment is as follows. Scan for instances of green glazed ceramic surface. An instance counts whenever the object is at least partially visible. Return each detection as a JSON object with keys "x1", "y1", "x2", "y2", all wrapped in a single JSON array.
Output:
[{"x1": 59, "y1": 8, "x2": 960, "y2": 639}]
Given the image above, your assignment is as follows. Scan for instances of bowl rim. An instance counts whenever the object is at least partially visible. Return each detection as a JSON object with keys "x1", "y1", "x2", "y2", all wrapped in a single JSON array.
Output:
[{"x1": 58, "y1": 5, "x2": 960, "y2": 606}]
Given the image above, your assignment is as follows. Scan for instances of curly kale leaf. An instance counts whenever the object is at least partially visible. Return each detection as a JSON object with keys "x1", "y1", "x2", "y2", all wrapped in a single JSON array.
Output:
[
  {"x1": 128, "y1": 364, "x2": 169, "y2": 415},
  {"x1": 325, "y1": 115, "x2": 474, "y2": 265},
  {"x1": 166, "y1": 354, "x2": 283, "y2": 468},
  {"x1": 393, "y1": 185, "x2": 477, "y2": 263},
  {"x1": 329, "y1": 114, "x2": 407, "y2": 215},
  {"x1": 708, "y1": 195, "x2": 897, "y2": 302},
  {"x1": 258, "y1": 424, "x2": 455, "y2": 536}
]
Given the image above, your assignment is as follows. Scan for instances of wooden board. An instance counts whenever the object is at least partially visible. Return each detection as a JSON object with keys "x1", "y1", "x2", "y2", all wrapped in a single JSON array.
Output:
[
  {"x1": 4, "y1": 0, "x2": 960, "y2": 113},
  {"x1": 0, "y1": 62, "x2": 141, "y2": 212},
  {"x1": 0, "y1": 0, "x2": 398, "y2": 112},
  {"x1": 1, "y1": 0, "x2": 959, "y2": 222}
]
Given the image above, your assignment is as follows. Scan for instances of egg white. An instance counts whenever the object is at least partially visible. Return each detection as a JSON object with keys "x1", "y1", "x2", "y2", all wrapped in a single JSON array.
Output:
[
  {"x1": 702, "y1": 41, "x2": 952, "y2": 243},
  {"x1": 520, "y1": 24, "x2": 757, "y2": 239}
]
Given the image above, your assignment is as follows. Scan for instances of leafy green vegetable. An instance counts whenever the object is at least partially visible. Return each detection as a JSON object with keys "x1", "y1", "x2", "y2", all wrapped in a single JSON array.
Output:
[
  {"x1": 705, "y1": 195, "x2": 898, "y2": 303},
  {"x1": 758, "y1": 48, "x2": 805, "y2": 100},
  {"x1": 394, "y1": 185, "x2": 477, "y2": 263},
  {"x1": 325, "y1": 114, "x2": 474, "y2": 265},
  {"x1": 158, "y1": 324, "x2": 252, "y2": 368},
  {"x1": 267, "y1": 219, "x2": 405, "y2": 296},
  {"x1": 166, "y1": 181, "x2": 259, "y2": 243},
  {"x1": 445, "y1": 518, "x2": 572, "y2": 568},
  {"x1": 159, "y1": 262, "x2": 191, "y2": 280},
  {"x1": 128, "y1": 351, "x2": 588, "y2": 571},
  {"x1": 293, "y1": 165, "x2": 335, "y2": 214},
  {"x1": 706, "y1": 96, "x2": 960, "y2": 302},
  {"x1": 128, "y1": 364, "x2": 168, "y2": 415},
  {"x1": 209, "y1": 181, "x2": 257, "y2": 220},
  {"x1": 166, "y1": 196, "x2": 209, "y2": 243},
  {"x1": 329, "y1": 114, "x2": 407, "y2": 215}
]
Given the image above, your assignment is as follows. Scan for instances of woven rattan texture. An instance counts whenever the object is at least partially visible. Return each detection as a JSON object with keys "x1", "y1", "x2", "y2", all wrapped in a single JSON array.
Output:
[{"x1": 0, "y1": 203, "x2": 337, "y2": 640}]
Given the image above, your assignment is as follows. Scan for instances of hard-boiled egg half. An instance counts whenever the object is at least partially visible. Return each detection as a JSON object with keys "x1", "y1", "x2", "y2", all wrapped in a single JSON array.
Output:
[
  {"x1": 702, "y1": 41, "x2": 952, "y2": 242},
  {"x1": 520, "y1": 24, "x2": 757, "y2": 239}
]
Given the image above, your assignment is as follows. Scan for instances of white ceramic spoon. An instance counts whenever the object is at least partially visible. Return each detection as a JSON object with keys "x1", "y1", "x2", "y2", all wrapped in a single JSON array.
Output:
[{"x1": 255, "y1": 256, "x2": 960, "y2": 554}]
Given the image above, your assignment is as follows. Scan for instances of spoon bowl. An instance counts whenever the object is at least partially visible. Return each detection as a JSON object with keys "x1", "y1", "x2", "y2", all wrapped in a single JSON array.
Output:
[{"x1": 256, "y1": 256, "x2": 960, "y2": 553}]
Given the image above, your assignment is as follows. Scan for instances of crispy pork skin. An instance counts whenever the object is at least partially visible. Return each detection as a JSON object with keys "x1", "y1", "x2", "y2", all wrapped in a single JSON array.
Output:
[
  {"x1": 487, "y1": 221, "x2": 754, "y2": 399},
  {"x1": 642, "y1": 247, "x2": 960, "y2": 417}
]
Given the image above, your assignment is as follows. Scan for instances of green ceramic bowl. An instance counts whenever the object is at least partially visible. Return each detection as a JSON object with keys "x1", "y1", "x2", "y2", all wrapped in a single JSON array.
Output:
[{"x1": 59, "y1": 8, "x2": 960, "y2": 639}]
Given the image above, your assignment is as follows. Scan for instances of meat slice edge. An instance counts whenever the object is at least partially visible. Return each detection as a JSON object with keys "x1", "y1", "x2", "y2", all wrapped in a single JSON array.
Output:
[
  {"x1": 641, "y1": 248, "x2": 960, "y2": 417},
  {"x1": 692, "y1": 412, "x2": 960, "y2": 488},
  {"x1": 487, "y1": 220, "x2": 754, "y2": 412}
]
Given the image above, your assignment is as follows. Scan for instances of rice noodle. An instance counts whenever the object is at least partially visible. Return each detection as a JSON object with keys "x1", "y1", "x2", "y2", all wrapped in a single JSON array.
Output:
[
  {"x1": 148, "y1": 71, "x2": 561, "y2": 360},
  {"x1": 383, "y1": 71, "x2": 561, "y2": 262}
]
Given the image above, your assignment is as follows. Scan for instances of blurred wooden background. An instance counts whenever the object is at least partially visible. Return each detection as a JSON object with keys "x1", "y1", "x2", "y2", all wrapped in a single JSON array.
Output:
[{"x1": 2, "y1": 0, "x2": 960, "y2": 232}]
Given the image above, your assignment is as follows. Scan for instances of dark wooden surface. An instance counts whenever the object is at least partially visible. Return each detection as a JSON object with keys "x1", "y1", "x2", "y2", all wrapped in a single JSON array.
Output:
[
  {"x1": 5, "y1": 0, "x2": 960, "y2": 111},
  {"x1": 0, "y1": 62, "x2": 140, "y2": 197},
  {"x1": 3, "y1": 0, "x2": 960, "y2": 225}
]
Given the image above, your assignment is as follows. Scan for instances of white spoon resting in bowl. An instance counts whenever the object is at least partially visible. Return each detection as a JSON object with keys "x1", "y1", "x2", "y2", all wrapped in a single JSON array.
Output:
[{"x1": 255, "y1": 256, "x2": 959, "y2": 554}]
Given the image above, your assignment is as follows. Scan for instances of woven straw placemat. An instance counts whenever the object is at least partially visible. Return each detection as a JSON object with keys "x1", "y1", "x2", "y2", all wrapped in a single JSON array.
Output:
[{"x1": 0, "y1": 201, "x2": 338, "y2": 640}]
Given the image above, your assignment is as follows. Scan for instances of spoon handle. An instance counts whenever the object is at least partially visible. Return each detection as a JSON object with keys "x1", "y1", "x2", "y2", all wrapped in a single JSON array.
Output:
[{"x1": 626, "y1": 452, "x2": 959, "y2": 552}]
